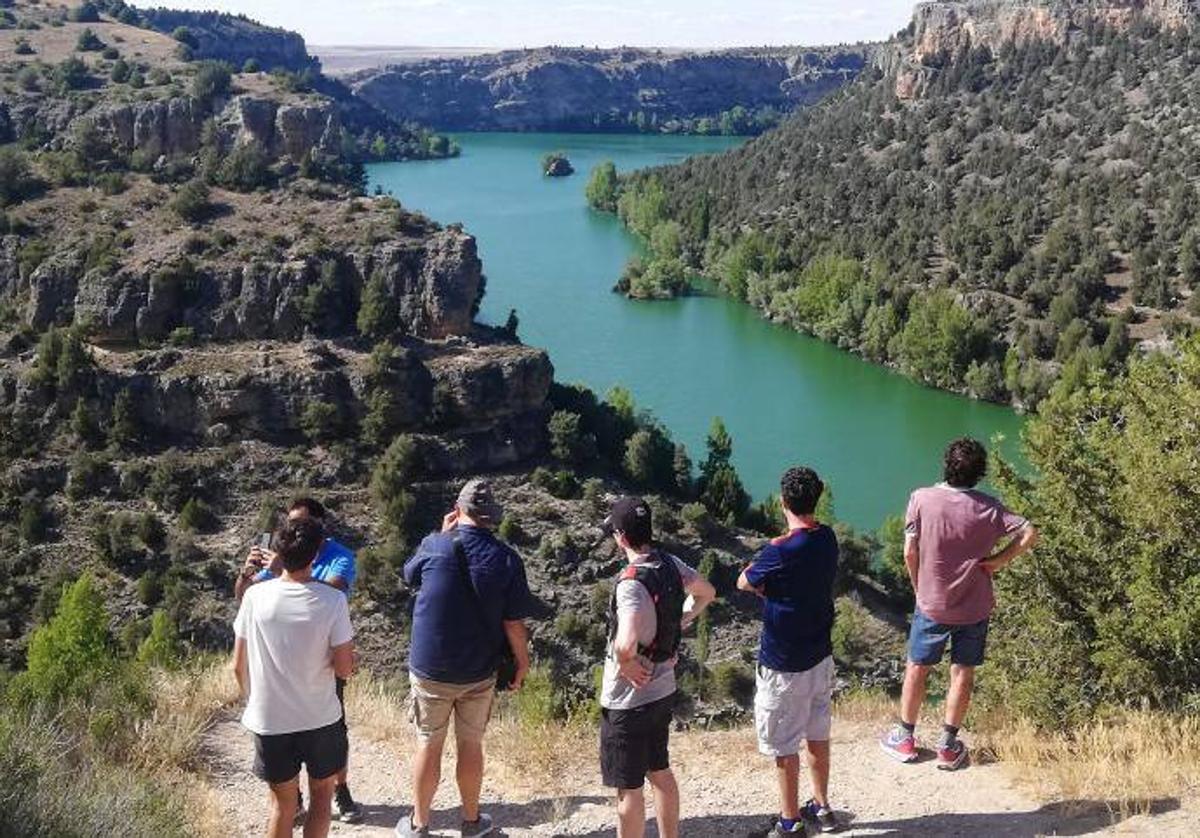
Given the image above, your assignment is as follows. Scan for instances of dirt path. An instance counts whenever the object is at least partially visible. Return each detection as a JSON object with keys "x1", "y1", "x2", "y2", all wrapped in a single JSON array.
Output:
[{"x1": 202, "y1": 714, "x2": 1196, "y2": 837}]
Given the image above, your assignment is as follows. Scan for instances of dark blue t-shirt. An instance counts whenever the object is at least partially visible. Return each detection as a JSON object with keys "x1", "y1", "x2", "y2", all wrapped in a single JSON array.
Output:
[
  {"x1": 744, "y1": 525, "x2": 838, "y2": 673},
  {"x1": 403, "y1": 525, "x2": 534, "y2": 684}
]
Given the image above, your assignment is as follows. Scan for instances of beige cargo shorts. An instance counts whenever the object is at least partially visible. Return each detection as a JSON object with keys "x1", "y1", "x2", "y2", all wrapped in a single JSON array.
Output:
[
  {"x1": 408, "y1": 673, "x2": 495, "y2": 748},
  {"x1": 754, "y1": 655, "x2": 834, "y2": 757}
]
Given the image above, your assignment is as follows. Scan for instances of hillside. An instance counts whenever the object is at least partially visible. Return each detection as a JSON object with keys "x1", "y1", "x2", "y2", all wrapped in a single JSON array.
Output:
[
  {"x1": 349, "y1": 45, "x2": 871, "y2": 135},
  {"x1": 613, "y1": 0, "x2": 1200, "y2": 407}
]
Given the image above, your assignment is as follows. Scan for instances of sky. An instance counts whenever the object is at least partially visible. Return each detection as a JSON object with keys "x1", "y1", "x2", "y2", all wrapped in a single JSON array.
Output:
[{"x1": 131, "y1": 1, "x2": 917, "y2": 48}]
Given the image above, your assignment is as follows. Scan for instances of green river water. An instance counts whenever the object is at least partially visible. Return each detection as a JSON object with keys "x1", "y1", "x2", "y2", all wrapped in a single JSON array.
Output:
[{"x1": 367, "y1": 133, "x2": 1025, "y2": 532}]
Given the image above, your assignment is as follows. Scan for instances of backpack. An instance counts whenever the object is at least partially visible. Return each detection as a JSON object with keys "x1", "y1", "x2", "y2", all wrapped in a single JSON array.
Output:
[{"x1": 607, "y1": 553, "x2": 686, "y2": 664}]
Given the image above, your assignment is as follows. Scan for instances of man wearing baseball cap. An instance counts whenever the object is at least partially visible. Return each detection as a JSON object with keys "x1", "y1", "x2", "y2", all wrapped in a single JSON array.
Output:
[
  {"x1": 599, "y1": 496, "x2": 716, "y2": 838},
  {"x1": 396, "y1": 479, "x2": 534, "y2": 838}
]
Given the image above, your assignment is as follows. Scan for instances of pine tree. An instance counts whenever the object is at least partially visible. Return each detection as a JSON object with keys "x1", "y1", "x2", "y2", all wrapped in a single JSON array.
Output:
[
  {"x1": 357, "y1": 268, "x2": 398, "y2": 340},
  {"x1": 21, "y1": 573, "x2": 112, "y2": 703},
  {"x1": 109, "y1": 389, "x2": 140, "y2": 449},
  {"x1": 136, "y1": 610, "x2": 180, "y2": 669}
]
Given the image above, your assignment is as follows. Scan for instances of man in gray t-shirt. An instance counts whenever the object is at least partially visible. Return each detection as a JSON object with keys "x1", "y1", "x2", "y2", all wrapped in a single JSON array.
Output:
[{"x1": 598, "y1": 497, "x2": 715, "y2": 838}]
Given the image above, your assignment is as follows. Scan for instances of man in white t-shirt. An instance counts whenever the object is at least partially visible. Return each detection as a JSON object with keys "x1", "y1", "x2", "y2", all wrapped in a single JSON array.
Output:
[{"x1": 232, "y1": 516, "x2": 355, "y2": 838}]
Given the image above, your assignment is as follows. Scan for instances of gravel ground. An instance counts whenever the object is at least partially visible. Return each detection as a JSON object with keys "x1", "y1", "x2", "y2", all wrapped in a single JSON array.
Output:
[{"x1": 201, "y1": 714, "x2": 1197, "y2": 837}]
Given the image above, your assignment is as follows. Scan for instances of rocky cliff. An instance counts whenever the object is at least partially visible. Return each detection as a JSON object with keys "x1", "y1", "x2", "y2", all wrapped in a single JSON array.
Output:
[
  {"x1": 135, "y1": 6, "x2": 315, "y2": 73},
  {"x1": 891, "y1": 0, "x2": 1200, "y2": 96},
  {"x1": 349, "y1": 46, "x2": 870, "y2": 133}
]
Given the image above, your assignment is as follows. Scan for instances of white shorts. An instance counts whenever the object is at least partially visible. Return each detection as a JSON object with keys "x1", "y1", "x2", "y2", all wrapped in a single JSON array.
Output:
[{"x1": 754, "y1": 655, "x2": 834, "y2": 757}]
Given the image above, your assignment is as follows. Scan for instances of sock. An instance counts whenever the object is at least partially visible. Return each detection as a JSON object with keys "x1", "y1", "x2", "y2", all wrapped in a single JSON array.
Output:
[
  {"x1": 900, "y1": 720, "x2": 916, "y2": 735},
  {"x1": 941, "y1": 723, "x2": 959, "y2": 744}
]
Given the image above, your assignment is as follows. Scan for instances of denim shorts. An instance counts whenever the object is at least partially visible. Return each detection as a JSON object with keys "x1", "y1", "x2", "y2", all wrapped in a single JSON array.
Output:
[{"x1": 907, "y1": 607, "x2": 989, "y2": 667}]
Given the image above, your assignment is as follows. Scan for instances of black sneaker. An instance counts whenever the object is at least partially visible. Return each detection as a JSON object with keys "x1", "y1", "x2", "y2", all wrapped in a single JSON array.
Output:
[
  {"x1": 335, "y1": 783, "x2": 364, "y2": 824},
  {"x1": 800, "y1": 798, "x2": 843, "y2": 833}
]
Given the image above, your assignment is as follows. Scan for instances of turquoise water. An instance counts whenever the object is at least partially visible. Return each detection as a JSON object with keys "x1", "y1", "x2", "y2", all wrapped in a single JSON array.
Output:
[{"x1": 368, "y1": 133, "x2": 1025, "y2": 532}]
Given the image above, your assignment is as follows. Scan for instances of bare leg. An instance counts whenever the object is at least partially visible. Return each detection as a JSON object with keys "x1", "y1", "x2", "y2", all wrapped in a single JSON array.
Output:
[
  {"x1": 303, "y1": 775, "x2": 336, "y2": 838},
  {"x1": 805, "y1": 740, "x2": 830, "y2": 808},
  {"x1": 773, "y1": 754, "x2": 801, "y2": 820},
  {"x1": 944, "y1": 665, "x2": 976, "y2": 728},
  {"x1": 267, "y1": 778, "x2": 299, "y2": 838},
  {"x1": 647, "y1": 768, "x2": 680, "y2": 838},
  {"x1": 900, "y1": 662, "x2": 931, "y2": 726},
  {"x1": 616, "y1": 786, "x2": 646, "y2": 838},
  {"x1": 455, "y1": 739, "x2": 485, "y2": 822},
  {"x1": 411, "y1": 738, "x2": 444, "y2": 829}
]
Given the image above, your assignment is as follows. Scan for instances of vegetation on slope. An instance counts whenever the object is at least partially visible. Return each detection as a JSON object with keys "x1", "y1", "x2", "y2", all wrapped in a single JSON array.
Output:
[{"x1": 607, "y1": 18, "x2": 1200, "y2": 407}]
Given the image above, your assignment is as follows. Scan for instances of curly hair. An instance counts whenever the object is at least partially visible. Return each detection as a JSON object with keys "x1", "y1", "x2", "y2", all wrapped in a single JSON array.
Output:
[
  {"x1": 288, "y1": 496, "x2": 326, "y2": 519},
  {"x1": 943, "y1": 438, "x2": 988, "y2": 488},
  {"x1": 781, "y1": 466, "x2": 824, "y2": 516},
  {"x1": 274, "y1": 517, "x2": 325, "y2": 572}
]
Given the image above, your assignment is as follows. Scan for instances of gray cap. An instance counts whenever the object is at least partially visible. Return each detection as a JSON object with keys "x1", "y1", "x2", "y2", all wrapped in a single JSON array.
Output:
[{"x1": 456, "y1": 478, "x2": 503, "y2": 525}]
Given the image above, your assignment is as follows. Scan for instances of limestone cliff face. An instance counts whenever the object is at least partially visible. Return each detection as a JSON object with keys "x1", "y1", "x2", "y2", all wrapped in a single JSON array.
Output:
[
  {"x1": 350, "y1": 46, "x2": 869, "y2": 132},
  {"x1": 892, "y1": 0, "x2": 1200, "y2": 96},
  {"x1": 4, "y1": 227, "x2": 481, "y2": 345}
]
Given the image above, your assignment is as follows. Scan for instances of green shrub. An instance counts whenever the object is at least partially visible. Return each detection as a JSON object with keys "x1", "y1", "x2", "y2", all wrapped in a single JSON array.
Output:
[
  {"x1": 987, "y1": 337, "x2": 1200, "y2": 726},
  {"x1": 17, "y1": 573, "x2": 112, "y2": 704},
  {"x1": 554, "y1": 610, "x2": 590, "y2": 643},
  {"x1": 67, "y1": 451, "x2": 109, "y2": 500},
  {"x1": 166, "y1": 326, "x2": 196, "y2": 347},
  {"x1": 76, "y1": 28, "x2": 105, "y2": 52},
  {"x1": 370, "y1": 435, "x2": 423, "y2": 545},
  {"x1": 709, "y1": 660, "x2": 755, "y2": 706},
  {"x1": 190, "y1": 60, "x2": 231, "y2": 104},
  {"x1": 18, "y1": 495, "x2": 48, "y2": 545},
  {"x1": 109, "y1": 389, "x2": 141, "y2": 449},
  {"x1": 109, "y1": 57, "x2": 130, "y2": 83},
  {"x1": 0, "y1": 147, "x2": 41, "y2": 207},
  {"x1": 71, "y1": 399, "x2": 101, "y2": 448},
  {"x1": 831, "y1": 598, "x2": 870, "y2": 662},
  {"x1": 136, "y1": 571, "x2": 163, "y2": 606},
  {"x1": 136, "y1": 610, "x2": 180, "y2": 669},
  {"x1": 147, "y1": 450, "x2": 200, "y2": 512},
  {"x1": 509, "y1": 665, "x2": 562, "y2": 727},
  {"x1": 70, "y1": 2, "x2": 101, "y2": 23},
  {"x1": 177, "y1": 498, "x2": 216, "y2": 533},
  {"x1": 299, "y1": 401, "x2": 342, "y2": 444},
  {"x1": 215, "y1": 141, "x2": 271, "y2": 192},
  {"x1": 242, "y1": 57, "x2": 261, "y2": 73},
  {"x1": 496, "y1": 515, "x2": 523, "y2": 544},
  {"x1": 548, "y1": 409, "x2": 597, "y2": 465},
  {"x1": 357, "y1": 268, "x2": 398, "y2": 339},
  {"x1": 170, "y1": 179, "x2": 210, "y2": 223},
  {"x1": 13, "y1": 37, "x2": 34, "y2": 55},
  {"x1": 530, "y1": 466, "x2": 580, "y2": 499}
]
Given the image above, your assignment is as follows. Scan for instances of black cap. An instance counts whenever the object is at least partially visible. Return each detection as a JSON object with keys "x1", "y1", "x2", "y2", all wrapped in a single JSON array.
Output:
[{"x1": 602, "y1": 496, "x2": 652, "y2": 545}]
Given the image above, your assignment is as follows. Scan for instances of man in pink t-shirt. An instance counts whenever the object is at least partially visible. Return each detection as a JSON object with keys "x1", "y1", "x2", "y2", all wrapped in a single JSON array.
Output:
[{"x1": 880, "y1": 438, "x2": 1038, "y2": 771}]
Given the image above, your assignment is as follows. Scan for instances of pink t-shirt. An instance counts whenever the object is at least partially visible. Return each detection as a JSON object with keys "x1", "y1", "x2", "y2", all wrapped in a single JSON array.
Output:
[{"x1": 905, "y1": 485, "x2": 1028, "y2": 625}]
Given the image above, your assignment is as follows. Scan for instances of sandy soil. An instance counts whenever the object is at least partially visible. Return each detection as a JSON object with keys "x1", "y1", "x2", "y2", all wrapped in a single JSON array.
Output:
[{"x1": 201, "y1": 714, "x2": 1197, "y2": 837}]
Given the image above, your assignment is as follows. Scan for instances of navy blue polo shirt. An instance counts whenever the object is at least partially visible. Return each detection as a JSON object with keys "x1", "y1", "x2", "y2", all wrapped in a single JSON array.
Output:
[
  {"x1": 744, "y1": 525, "x2": 839, "y2": 673},
  {"x1": 403, "y1": 525, "x2": 534, "y2": 684}
]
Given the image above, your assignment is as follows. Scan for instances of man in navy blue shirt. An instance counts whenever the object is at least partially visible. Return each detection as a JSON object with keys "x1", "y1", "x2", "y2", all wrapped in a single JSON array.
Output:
[
  {"x1": 396, "y1": 479, "x2": 533, "y2": 838},
  {"x1": 737, "y1": 467, "x2": 842, "y2": 835}
]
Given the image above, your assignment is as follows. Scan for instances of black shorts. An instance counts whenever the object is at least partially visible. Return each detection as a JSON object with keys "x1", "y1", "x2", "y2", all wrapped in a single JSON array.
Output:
[
  {"x1": 253, "y1": 720, "x2": 348, "y2": 785},
  {"x1": 600, "y1": 692, "x2": 674, "y2": 789}
]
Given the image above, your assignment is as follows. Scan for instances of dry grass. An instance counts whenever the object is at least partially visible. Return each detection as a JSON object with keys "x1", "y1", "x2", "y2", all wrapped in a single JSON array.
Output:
[{"x1": 980, "y1": 710, "x2": 1200, "y2": 816}]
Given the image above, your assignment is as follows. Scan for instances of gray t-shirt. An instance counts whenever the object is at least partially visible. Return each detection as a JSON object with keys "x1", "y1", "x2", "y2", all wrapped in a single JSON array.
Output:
[{"x1": 600, "y1": 553, "x2": 699, "y2": 711}]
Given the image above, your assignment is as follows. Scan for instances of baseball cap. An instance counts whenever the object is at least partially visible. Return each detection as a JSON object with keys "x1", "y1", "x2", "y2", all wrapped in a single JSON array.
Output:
[
  {"x1": 602, "y1": 496, "x2": 653, "y2": 545},
  {"x1": 456, "y1": 478, "x2": 503, "y2": 525}
]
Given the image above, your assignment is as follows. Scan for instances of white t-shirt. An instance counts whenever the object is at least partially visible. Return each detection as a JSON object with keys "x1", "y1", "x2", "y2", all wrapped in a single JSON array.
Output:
[{"x1": 233, "y1": 578, "x2": 354, "y2": 735}]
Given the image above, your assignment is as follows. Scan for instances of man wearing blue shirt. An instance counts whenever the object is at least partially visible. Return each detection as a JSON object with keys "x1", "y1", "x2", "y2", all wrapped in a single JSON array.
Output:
[
  {"x1": 737, "y1": 468, "x2": 842, "y2": 835},
  {"x1": 395, "y1": 479, "x2": 533, "y2": 838},
  {"x1": 236, "y1": 497, "x2": 363, "y2": 825}
]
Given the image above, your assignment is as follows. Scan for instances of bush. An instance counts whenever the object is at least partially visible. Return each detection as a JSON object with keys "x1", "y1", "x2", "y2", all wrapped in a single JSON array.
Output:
[
  {"x1": 548, "y1": 410, "x2": 597, "y2": 465},
  {"x1": 18, "y1": 495, "x2": 48, "y2": 545},
  {"x1": 509, "y1": 665, "x2": 562, "y2": 727},
  {"x1": 987, "y1": 337, "x2": 1200, "y2": 726},
  {"x1": 109, "y1": 389, "x2": 141, "y2": 449},
  {"x1": 0, "y1": 147, "x2": 41, "y2": 207},
  {"x1": 76, "y1": 28, "x2": 105, "y2": 52},
  {"x1": 709, "y1": 660, "x2": 755, "y2": 706},
  {"x1": 67, "y1": 452, "x2": 109, "y2": 500},
  {"x1": 110, "y1": 57, "x2": 130, "y2": 83},
  {"x1": 215, "y1": 142, "x2": 271, "y2": 192},
  {"x1": 530, "y1": 466, "x2": 580, "y2": 499},
  {"x1": 370, "y1": 435, "x2": 423, "y2": 545},
  {"x1": 170, "y1": 179, "x2": 211, "y2": 223},
  {"x1": 585, "y1": 160, "x2": 619, "y2": 211},
  {"x1": 831, "y1": 598, "x2": 870, "y2": 662},
  {"x1": 136, "y1": 610, "x2": 180, "y2": 669},
  {"x1": 13, "y1": 37, "x2": 33, "y2": 55},
  {"x1": 71, "y1": 400, "x2": 102, "y2": 448},
  {"x1": 147, "y1": 450, "x2": 201, "y2": 512},
  {"x1": 300, "y1": 401, "x2": 342, "y2": 444},
  {"x1": 177, "y1": 498, "x2": 217, "y2": 533},
  {"x1": 70, "y1": 2, "x2": 101, "y2": 23},
  {"x1": 357, "y1": 268, "x2": 398, "y2": 339},
  {"x1": 55, "y1": 55, "x2": 90, "y2": 91},
  {"x1": 496, "y1": 515, "x2": 524, "y2": 544},
  {"x1": 17, "y1": 573, "x2": 111, "y2": 703},
  {"x1": 242, "y1": 57, "x2": 261, "y2": 73},
  {"x1": 190, "y1": 60, "x2": 231, "y2": 104}
]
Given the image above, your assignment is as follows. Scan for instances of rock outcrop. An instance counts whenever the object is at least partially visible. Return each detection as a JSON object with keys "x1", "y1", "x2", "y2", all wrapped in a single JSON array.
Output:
[
  {"x1": 5, "y1": 226, "x2": 482, "y2": 344},
  {"x1": 891, "y1": 0, "x2": 1200, "y2": 97},
  {"x1": 349, "y1": 46, "x2": 870, "y2": 132},
  {"x1": 137, "y1": 7, "x2": 315, "y2": 73}
]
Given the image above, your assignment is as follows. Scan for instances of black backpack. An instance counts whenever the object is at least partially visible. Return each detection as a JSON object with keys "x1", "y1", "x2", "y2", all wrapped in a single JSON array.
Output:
[{"x1": 607, "y1": 553, "x2": 686, "y2": 663}]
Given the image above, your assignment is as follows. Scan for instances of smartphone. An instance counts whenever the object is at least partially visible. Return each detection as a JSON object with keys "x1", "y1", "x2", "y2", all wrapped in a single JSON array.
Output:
[{"x1": 256, "y1": 532, "x2": 272, "y2": 550}]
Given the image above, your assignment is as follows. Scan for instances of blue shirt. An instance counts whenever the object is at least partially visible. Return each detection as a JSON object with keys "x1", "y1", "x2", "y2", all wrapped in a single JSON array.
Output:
[
  {"x1": 255, "y1": 538, "x2": 357, "y2": 597},
  {"x1": 403, "y1": 525, "x2": 534, "y2": 685},
  {"x1": 744, "y1": 525, "x2": 838, "y2": 673}
]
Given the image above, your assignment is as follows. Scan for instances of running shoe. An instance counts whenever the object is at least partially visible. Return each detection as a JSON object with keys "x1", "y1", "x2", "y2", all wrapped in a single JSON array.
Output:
[{"x1": 880, "y1": 724, "x2": 919, "y2": 763}]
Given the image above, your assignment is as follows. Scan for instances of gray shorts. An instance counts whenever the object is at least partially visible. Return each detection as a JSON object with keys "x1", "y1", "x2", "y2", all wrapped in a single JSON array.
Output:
[{"x1": 754, "y1": 655, "x2": 834, "y2": 757}]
